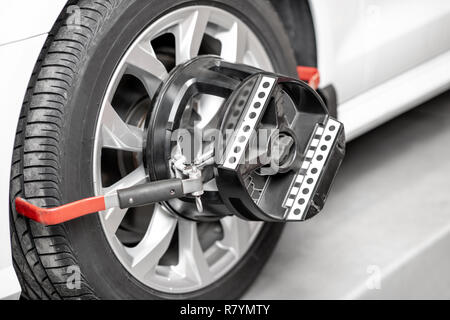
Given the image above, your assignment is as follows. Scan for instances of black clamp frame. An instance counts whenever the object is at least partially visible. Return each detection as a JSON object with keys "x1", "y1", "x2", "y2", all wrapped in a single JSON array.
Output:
[
  {"x1": 215, "y1": 73, "x2": 345, "y2": 221},
  {"x1": 146, "y1": 56, "x2": 345, "y2": 222}
]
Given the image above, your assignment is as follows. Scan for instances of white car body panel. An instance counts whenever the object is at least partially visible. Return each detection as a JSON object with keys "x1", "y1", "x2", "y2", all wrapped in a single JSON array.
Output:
[
  {"x1": 0, "y1": 1, "x2": 67, "y2": 46},
  {"x1": 338, "y1": 49, "x2": 450, "y2": 140},
  {"x1": 0, "y1": 0, "x2": 67, "y2": 300},
  {"x1": 311, "y1": 0, "x2": 450, "y2": 103},
  {"x1": 309, "y1": 0, "x2": 450, "y2": 139},
  {"x1": 0, "y1": 0, "x2": 449, "y2": 299}
]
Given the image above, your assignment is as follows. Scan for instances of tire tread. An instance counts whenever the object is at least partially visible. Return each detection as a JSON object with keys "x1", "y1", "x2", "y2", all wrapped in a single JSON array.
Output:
[{"x1": 9, "y1": 0, "x2": 120, "y2": 300}]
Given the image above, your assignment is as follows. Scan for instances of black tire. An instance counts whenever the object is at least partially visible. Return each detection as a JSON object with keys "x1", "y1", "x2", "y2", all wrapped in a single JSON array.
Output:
[{"x1": 10, "y1": 0, "x2": 297, "y2": 299}]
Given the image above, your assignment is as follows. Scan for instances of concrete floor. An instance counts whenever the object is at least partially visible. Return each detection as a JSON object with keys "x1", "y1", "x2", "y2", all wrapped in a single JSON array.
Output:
[{"x1": 245, "y1": 90, "x2": 450, "y2": 299}]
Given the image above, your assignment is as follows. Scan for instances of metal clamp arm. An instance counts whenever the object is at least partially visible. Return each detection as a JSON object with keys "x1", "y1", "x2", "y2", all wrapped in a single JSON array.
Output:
[{"x1": 15, "y1": 176, "x2": 203, "y2": 226}]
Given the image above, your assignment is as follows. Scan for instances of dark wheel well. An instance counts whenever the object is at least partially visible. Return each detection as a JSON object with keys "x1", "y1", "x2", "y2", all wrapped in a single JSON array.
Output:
[{"x1": 270, "y1": 0, "x2": 317, "y2": 67}]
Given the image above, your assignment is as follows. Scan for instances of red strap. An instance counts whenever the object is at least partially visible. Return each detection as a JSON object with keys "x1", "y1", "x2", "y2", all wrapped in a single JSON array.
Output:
[
  {"x1": 297, "y1": 66, "x2": 320, "y2": 90},
  {"x1": 15, "y1": 196, "x2": 106, "y2": 225}
]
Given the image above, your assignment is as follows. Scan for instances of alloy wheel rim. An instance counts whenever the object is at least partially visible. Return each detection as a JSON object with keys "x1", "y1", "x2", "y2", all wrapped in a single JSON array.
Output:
[{"x1": 92, "y1": 5, "x2": 273, "y2": 293}]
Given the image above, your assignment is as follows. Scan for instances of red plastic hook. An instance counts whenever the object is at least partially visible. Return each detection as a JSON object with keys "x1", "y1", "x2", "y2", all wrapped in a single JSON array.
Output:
[
  {"x1": 15, "y1": 196, "x2": 106, "y2": 225},
  {"x1": 297, "y1": 66, "x2": 320, "y2": 90}
]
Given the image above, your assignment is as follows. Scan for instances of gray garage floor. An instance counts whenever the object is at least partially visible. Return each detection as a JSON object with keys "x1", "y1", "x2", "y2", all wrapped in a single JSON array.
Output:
[{"x1": 245, "y1": 90, "x2": 450, "y2": 299}]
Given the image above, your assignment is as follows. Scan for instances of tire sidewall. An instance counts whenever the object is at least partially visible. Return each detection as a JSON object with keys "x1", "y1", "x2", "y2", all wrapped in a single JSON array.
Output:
[{"x1": 62, "y1": 0, "x2": 296, "y2": 299}]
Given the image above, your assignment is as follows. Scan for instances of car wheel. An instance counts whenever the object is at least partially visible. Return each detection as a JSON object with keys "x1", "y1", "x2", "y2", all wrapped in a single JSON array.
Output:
[{"x1": 10, "y1": 0, "x2": 297, "y2": 299}]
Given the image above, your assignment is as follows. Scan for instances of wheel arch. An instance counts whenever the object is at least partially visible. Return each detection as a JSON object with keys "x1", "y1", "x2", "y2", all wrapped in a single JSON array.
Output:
[{"x1": 269, "y1": 0, "x2": 317, "y2": 67}]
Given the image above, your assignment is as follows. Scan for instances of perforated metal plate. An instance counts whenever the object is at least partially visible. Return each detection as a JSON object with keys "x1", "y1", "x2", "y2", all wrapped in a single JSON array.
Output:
[
  {"x1": 283, "y1": 118, "x2": 342, "y2": 220},
  {"x1": 222, "y1": 76, "x2": 276, "y2": 170}
]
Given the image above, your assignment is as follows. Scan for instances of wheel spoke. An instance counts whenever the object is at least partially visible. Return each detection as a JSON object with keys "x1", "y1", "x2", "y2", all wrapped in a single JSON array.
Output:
[
  {"x1": 125, "y1": 42, "x2": 168, "y2": 97},
  {"x1": 175, "y1": 8, "x2": 210, "y2": 64},
  {"x1": 219, "y1": 21, "x2": 248, "y2": 63},
  {"x1": 126, "y1": 204, "x2": 177, "y2": 278},
  {"x1": 103, "y1": 164, "x2": 147, "y2": 194},
  {"x1": 219, "y1": 216, "x2": 252, "y2": 258},
  {"x1": 126, "y1": 42, "x2": 168, "y2": 80},
  {"x1": 101, "y1": 165, "x2": 147, "y2": 234},
  {"x1": 194, "y1": 95, "x2": 225, "y2": 130},
  {"x1": 177, "y1": 220, "x2": 213, "y2": 284},
  {"x1": 101, "y1": 102, "x2": 144, "y2": 152},
  {"x1": 102, "y1": 207, "x2": 128, "y2": 236}
]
